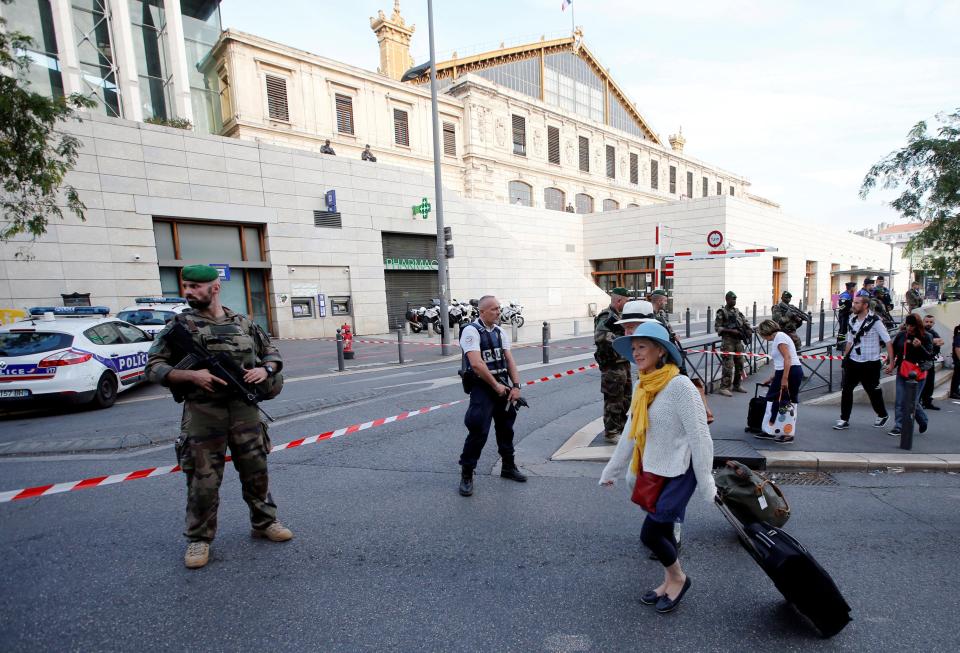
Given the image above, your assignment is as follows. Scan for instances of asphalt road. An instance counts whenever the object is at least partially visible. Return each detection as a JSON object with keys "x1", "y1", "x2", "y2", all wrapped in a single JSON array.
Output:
[{"x1": 1, "y1": 334, "x2": 957, "y2": 651}]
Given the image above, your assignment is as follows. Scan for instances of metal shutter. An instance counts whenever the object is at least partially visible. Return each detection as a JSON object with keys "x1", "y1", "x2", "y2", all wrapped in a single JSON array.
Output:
[
  {"x1": 512, "y1": 114, "x2": 526, "y2": 155},
  {"x1": 702, "y1": 176, "x2": 708, "y2": 197},
  {"x1": 686, "y1": 171, "x2": 694, "y2": 198},
  {"x1": 335, "y1": 94, "x2": 354, "y2": 134},
  {"x1": 313, "y1": 210, "x2": 342, "y2": 228},
  {"x1": 384, "y1": 271, "x2": 440, "y2": 330},
  {"x1": 443, "y1": 122, "x2": 456, "y2": 156},
  {"x1": 630, "y1": 153, "x2": 638, "y2": 184},
  {"x1": 578, "y1": 136, "x2": 589, "y2": 172},
  {"x1": 605, "y1": 145, "x2": 615, "y2": 179},
  {"x1": 669, "y1": 165, "x2": 677, "y2": 194},
  {"x1": 650, "y1": 159, "x2": 659, "y2": 189},
  {"x1": 547, "y1": 126, "x2": 560, "y2": 164},
  {"x1": 394, "y1": 108, "x2": 409, "y2": 146},
  {"x1": 544, "y1": 187, "x2": 564, "y2": 211},
  {"x1": 265, "y1": 74, "x2": 288, "y2": 121}
]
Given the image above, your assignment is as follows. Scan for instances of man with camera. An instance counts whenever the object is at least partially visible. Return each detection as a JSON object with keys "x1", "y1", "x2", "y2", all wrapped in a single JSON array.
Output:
[
  {"x1": 457, "y1": 295, "x2": 526, "y2": 497},
  {"x1": 833, "y1": 294, "x2": 893, "y2": 431}
]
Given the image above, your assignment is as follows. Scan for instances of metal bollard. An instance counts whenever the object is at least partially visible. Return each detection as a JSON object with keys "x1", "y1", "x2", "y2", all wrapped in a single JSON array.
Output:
[
  {"x1": 397, "y1": 327, "x2": 405, "y2": 365},
  {"x1": 512, "y1": 321, "x2": 518, "y2": 343},
  {"x1": 900, "y1": 372, "x2": 918, "y2": 450},
  {"x1": 336, "y1": 329, "x2": 345, "y2": 372},
  {"x1": 752, "y1": 301, "x2": 757, "y2": 326},
  {"x1": 706, "y1": 306, "x2": 712, "y2": 333},
  {"x1": 826, "y1": 345, "x2": 833, "y2": 392},
  {"x1": 819, "y1": 308, "x2": 826, "y2": 342},
  {"x1": 820, "y1": 298, "x2": 824, "y2": 312},
  {"x1": 805, "y1": 312, "x2": 813, "y2": 346},
  {"x1": 708, "y1": 343, "x2": 716, "y2": 393},
  {"x1": 542, "y1": 321, "x2": 550, "y2": 364},
  {"x1": 685, "y1": 307, "x2": 691, "y2": 338},
  {"x1": 573, "y1": 320, "x2": 580, "y2": 337}
]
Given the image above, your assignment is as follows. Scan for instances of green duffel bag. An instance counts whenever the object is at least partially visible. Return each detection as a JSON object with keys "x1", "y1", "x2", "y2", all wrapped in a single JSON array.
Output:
[{"x1": 715, "y1": 460, "x2": 791, "y2": 527}]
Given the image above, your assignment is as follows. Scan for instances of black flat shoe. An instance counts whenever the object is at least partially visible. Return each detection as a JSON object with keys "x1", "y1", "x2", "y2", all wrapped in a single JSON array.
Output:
[
  {"x1": 640, "y1": 590, "x2": 662, "y2": 605},
  {"x1": 924, "y1": 404, "x2": 940, "y2": 411},
  {"x1": 655, "y1": 577, "x2": 692, "y2": 614},
  {"x1": 501, "y1": 467, "x2": 527, "y2": 482},
  {"x1": 918, "y1": 421, "x2": 928, "y2": 434},
  {"x1": 458, "y1": 477, "x2": 473, "y2": 496}
]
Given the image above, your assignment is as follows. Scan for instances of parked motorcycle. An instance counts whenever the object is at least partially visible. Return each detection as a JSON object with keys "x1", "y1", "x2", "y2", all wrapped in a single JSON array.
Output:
[
  {"x1": 499, "y1": 301, "x2": 525, "y2": 327},
  {"x1": 405, "y1": 299, "x2": 445, "y2": 334},
  {"x1": 448, "y1": 299, "x2": 471, "y2": 328}
]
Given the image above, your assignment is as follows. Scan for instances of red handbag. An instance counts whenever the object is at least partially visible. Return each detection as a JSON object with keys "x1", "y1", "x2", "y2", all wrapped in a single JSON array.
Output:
[
  {"x1": 898, "y1": 341, "x2": 927, "y2": 381},
  {"x1": 631, "y1": 466, "x2": 667, "y2": 513}
]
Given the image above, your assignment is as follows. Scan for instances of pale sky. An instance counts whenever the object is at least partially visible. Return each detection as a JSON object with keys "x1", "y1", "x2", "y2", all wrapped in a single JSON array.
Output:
[{"x1": 220, "y1": 0, "x2": 960, "y2": 231}]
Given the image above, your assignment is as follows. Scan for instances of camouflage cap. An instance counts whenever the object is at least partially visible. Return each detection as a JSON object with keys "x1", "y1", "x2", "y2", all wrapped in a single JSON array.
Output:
[
  {"x1": 649, "y1": 289, "x2": 669, "y2": 298},
  {"x1": 610, "y1": 287, "x2": 630, "y2": 298},
  {"x1": 181, "y1": 265, "x2": 220, "y2": 283},
  {"x1": 725, "y1": 291, "x2": 737, "y2": 299}
]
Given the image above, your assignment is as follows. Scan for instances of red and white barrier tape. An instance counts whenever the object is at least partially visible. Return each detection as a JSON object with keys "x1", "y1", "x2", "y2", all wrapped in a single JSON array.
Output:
[
  {"x1": 684, "y1": 348, "x2": 849, "y2": 361},
  {"x1": 0, "y1": 363, "x2": 598, "y2": 504}
]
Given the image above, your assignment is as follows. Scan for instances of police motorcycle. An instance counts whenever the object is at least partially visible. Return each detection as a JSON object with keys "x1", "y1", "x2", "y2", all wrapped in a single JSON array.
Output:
[
  {"x1": 466, "y1": 299, "x2": 481, "y2": 322},
  {"x1": 448, "y1": 299, "x2": 471, "y2": 328},
  {"x1": 405, "y1": 299, "x2": 445, "y2": 335},
  {"x1": 499, "y1": 301, "x2": 525, "y2": 327}
]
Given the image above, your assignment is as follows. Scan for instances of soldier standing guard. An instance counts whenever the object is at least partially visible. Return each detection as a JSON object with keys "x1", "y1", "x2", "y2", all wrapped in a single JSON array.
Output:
[
  {"x1": 715, "y1": 291, "x2": 748, "y2": 397},
  {"x1": 905, "y1": 281, "x2": 923, "y2": 311},
  {"x1": 594, "y1": 288, "x2": 632, "y2": 444},
  {"x1": 146, "y1": 265, "x2": 292, "y2": 570},
  {"x1": 772, "y1": 291, "x2": 803, "y2": 350},
  {"x1": 836, "y1": 281, "x2": 857, "y2": 347}
]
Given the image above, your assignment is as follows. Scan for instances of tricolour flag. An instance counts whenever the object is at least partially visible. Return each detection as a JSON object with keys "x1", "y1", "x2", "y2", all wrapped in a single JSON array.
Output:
[{"x1": 562, "y1": 0, "x2": 572, "y2": 11}]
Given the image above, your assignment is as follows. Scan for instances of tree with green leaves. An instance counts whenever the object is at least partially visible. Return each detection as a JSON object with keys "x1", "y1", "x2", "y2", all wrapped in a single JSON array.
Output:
[
  {"x1": 1, "y1": 0, "x2": 95, "y2": 249},
  {"x1": 860, "y1": 108, "x2": 960, "y2": 281}
]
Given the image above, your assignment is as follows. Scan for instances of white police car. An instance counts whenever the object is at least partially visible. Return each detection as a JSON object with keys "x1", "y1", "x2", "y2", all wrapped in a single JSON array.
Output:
[
  {"x1": 116, "y1": 297, "x2": 188, "y2": 334},
  {"x1": 0, "y1": 307, "x2": 153, "y2": 409}
]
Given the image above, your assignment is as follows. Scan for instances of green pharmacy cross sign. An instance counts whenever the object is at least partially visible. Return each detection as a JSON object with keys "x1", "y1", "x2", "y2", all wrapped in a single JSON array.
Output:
[{"x1": 412, "y1": 197, "x2": 432, "y2": 219}]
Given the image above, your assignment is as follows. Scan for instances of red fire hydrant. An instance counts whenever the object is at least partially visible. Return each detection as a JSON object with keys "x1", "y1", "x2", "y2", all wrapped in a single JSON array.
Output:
[{"x1": 342, "y1": 323, "x2": 355, "y2": 359}]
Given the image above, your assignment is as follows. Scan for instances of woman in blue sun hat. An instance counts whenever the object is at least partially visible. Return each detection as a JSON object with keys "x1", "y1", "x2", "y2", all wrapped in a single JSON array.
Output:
[{"x1": 600, "y1": 321, "x2": 716, "y2": 614}]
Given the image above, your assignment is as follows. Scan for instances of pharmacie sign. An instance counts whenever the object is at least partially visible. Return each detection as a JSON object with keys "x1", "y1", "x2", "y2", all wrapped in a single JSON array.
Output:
[{"x1": 384, "y1": 257, "x2": 439, "y2": 271}]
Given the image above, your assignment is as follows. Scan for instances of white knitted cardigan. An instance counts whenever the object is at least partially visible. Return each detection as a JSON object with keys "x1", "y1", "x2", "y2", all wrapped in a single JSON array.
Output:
[{"x1": 599, "y1": 374, "x2": 717, "y2": 504}]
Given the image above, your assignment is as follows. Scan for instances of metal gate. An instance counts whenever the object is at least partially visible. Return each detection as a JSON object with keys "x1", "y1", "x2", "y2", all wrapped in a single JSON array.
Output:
[{"x1": 384, "y1": 271, "x2": 439, "y2": 329}]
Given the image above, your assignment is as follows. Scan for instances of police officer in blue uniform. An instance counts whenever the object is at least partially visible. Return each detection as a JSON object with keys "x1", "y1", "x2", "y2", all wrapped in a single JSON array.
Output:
[
  {"x1": 836, "y1": 281, "x2": 857, "y2": 347},
  {"x1": 457, "y1": 295, "x2": 526, "y2": 496}
]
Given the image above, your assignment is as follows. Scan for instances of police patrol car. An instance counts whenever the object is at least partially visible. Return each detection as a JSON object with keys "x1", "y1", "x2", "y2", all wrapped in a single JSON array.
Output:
[
  {"x1": 0, "y1": 306, "x2": 153, "y2": 409},
  {"x1": 116, "y1": 297, "x2": 188, "y2": 334}
]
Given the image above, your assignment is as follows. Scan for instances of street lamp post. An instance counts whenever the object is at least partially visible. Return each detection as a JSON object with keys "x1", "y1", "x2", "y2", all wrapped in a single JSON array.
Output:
[{"x1": 427, "y1": 0, "x2": 451, "y2": 356}]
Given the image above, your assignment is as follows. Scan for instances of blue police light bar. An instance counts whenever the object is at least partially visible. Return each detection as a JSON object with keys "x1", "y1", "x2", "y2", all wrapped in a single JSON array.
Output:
[
  {"x1": 135, "y1": 297, "x2": 185, "y2": 304},
  {"x1": 28, "y1": 306, "x2": 111, "y2": 316}
]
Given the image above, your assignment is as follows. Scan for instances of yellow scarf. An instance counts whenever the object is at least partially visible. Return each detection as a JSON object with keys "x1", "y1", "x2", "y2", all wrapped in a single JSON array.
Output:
[{"x1": 628, "y1": 363, "x2": 679, "y2": 475}]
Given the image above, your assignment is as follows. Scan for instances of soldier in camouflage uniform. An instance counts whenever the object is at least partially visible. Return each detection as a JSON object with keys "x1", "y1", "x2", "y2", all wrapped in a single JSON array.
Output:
[
  {"x1": 772, "y1": 291, "x2": 803, "y2": 350},
  {"x1": 715, "y1": 291, "x2": 748, "y2": 397},
  {"x1": 146, "y1": 265, "x2": 292, "y2": 569},
  {"x1": 905, "y1": 281, "x2": 923, "y2": 311},
  {"x1": 594, "y1": 288, "x2": 631, "y2": 444}
]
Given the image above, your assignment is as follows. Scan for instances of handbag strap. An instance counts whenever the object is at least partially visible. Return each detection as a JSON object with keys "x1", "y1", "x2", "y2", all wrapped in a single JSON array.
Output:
[{"x1": 756, "y1": 479, "x2": 791, "y2": 516}]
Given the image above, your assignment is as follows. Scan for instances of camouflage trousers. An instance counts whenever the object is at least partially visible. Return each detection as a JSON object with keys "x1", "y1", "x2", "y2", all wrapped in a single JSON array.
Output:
[
  {"x1": 177, "y1": 399, "x2": 277, "y2": 542},
  {"x1": 784, "y1": 330, "x2": 802, "y2": 350},
  {"x1": 720, "y1": 338, "x2": 745, "y2": 389},
  {"x1": 600, "y1": 363, "x2": 633, "y2": 438}
]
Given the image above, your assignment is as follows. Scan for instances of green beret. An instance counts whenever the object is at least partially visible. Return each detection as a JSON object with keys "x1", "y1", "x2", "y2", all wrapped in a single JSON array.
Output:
[
  {"x1": 181, "y1": 265, "x2": 220, "y2": 282},
  {"x1": 610, "y1": 287, "x2": 630, "y2": 298},
  {"x1": 725, "y1": 291, "x2": 737, "y2": 299},
  {"x1": 650, "y1": 289, "x2": 668, "y2": 298},
  {"x1": 781, "y1": 291, "x2": 792, "y2": 298}
]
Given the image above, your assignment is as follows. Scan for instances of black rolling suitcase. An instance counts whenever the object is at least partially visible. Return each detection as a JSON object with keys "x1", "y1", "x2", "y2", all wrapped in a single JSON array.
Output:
[
  {"x1": 745, "y1": 383, "x2": 768, "y2": 434},
  {"x1": 716, "y1": 498, "x2": 852, "y2": 638}
]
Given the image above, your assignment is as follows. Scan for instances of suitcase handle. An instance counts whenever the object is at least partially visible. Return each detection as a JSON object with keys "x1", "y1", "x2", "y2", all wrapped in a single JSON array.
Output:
[{"x1": 756, "y1": 479, "x2": 791, "y2": 517}]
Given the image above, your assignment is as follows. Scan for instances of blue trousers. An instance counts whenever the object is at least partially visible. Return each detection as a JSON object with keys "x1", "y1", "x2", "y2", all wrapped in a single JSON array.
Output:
[
  {"x1": 894, "y1": 374, "x2": 928, "y2": 430},
  {"x1": 459, "y1": 386, "x2": 516, "y2": 470},
  {"x1": 766, "y1": 365, "x2": 803, "y2": 417}
]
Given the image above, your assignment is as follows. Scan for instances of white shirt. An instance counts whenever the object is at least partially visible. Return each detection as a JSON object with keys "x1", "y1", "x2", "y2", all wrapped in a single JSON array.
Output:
[
  {"x1": 459, "y1": 320, "x2": 511, "y2": 353},
  {"x1": 847, "y1": 312, "x2": 890, "y2": 363},
  {"x1": 770, "y1": 331, "x2": 799, "y2": 370}
]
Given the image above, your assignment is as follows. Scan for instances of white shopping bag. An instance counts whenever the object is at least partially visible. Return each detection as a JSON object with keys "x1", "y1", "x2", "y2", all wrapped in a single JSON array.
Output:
[{"x1": 762, "y1": 399, "x2": 798, "y2": 437}]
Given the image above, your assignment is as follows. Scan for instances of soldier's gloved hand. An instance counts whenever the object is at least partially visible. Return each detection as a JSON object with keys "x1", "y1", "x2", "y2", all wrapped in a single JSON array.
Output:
[{"x1": 189, "y1": 369, "x2": 228, "y2": 393}]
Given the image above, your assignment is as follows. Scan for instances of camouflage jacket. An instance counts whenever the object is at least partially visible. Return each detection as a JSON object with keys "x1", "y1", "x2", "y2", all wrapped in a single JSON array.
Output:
[
  {"x1": 715, "y1": 306, "x2": 747, "y2": 341},
  {"x1": 905, "y1": 288, "x2": 922, "y2": 310},
  {"x1": 874, "y1": 287, "x2": 893, "y2": 310},
  {"x1": 146, "y1": 307, "x2": 282, "y2": 402},
  {"x1": 654, "y1": 309, "x2": 680, "y2": 346},
  {"x1": 594, "y1": 305, "x2": 628, "y2": 368},
  {"x1": 772, "y1": 302, "x2": 802, "y2": 332}
]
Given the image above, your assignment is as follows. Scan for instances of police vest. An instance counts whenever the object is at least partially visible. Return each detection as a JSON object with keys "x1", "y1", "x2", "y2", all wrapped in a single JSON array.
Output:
[{"x1": 461, "y1": 320, "x2": 509, "y2": 382}]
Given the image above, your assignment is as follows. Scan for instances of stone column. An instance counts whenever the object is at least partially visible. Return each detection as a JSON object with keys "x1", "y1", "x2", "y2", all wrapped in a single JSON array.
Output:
[
  {"x1": 162, "y1": 0, "x2": 195, "y2": 123},
  {"x1": 107, "y1": 0, "x2": 143, "y2": 121}
]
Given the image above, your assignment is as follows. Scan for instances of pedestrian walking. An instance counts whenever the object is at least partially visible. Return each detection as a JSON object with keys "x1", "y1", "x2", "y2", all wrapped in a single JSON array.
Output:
[
  {"x1": 771, "y1": 291, "x2": 803, "y2": 350},
  {"x1": 599, "y1": 322, "x2": 716, "y2": 614},
  {"x1": 887, "y1": 313, "x2": 934, "y2": 436},
  {"x1": 833, "y1": 295, "x2": 893, "y2": 431},
  {"x1": 594, "y1": 288, "x2": 632, "y2": 444},
  {"x1": 950, "y1": 323, "x2": 960, "y2": 400},
  {"x1": 755, "y1": 319, "x2": 803, "y2": 444},
  {"x1": 715, "y1": 291, "x2": 748, "y2": 397},
  {"x1": 145, "y1": 265, "x2": 291, "y2": 570},
  {"x1": 920, "y1": 314, "x2": 944, "y2": 411},
  {"x1": 457, "y1": 295, "x2": 526, "y2": 497}
]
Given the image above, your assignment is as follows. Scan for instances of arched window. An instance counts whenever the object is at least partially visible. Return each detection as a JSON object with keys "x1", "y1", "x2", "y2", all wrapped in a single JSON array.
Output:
[
  {"x1": 627, "y1": 203, "x2": 640, "y2": 208},
  {"x1": 508, "y1": 180, "x2": 532, "y2": 207},
  {"x1": 603, "y1": 199, "x2": 620, "y2": 211},
  {"x1": 544, "y1": 187, "x2": 565, "y2": 211},
  {"x1": 575, "y1": 193, "x2": 594, "y2": 214}
]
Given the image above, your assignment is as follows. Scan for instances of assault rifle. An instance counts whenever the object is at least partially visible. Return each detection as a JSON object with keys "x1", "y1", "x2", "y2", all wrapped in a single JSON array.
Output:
[
  {"x1": 781, "y1": 303, "x2": 810, "y2": 325},
  {"x1": 165, "y1": 321, "x2": 275, "y2": 422}
]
